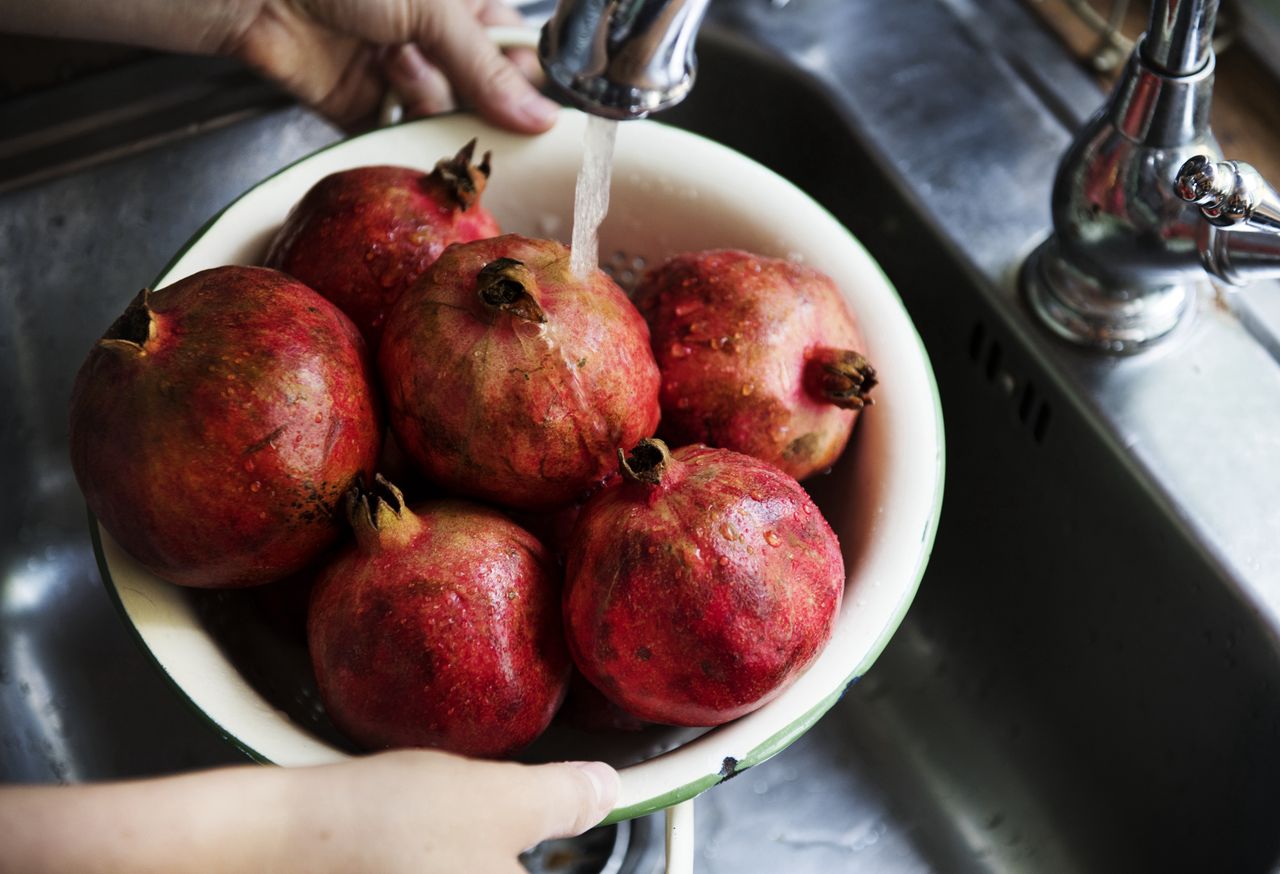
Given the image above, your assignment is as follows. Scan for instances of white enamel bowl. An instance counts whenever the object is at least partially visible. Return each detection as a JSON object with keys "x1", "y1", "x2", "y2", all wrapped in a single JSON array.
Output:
[{"x1": 93, "y1": 110, "x2": 944, "y2": 825}]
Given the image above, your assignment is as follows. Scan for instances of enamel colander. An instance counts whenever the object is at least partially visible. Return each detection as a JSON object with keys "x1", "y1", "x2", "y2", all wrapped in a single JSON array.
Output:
[{"x1": 93, "y1": 108, "x2": 944, "y2": 873}]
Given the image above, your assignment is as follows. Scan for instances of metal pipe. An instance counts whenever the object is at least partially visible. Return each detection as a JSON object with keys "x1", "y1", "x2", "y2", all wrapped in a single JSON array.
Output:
[{"x1": 1142, "y1": 0, "x2": 1220, "y2": 76}]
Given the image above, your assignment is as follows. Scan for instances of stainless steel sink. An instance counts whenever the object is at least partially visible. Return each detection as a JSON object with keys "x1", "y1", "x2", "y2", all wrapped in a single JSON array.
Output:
[{"x1": 4, "y1": 1, "x2": 1280, "y2": 871}]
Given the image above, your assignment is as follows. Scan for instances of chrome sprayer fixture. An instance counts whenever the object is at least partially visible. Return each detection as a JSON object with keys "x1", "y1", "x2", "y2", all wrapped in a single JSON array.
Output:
[
  {"x1": 1174, "y1": 155, "x2": 1280, "y2": 284},
  {"x1": 1023, "y1": 0, "x2": 1280, "y2": 352},
  {"x1": 537, "y1": 0, "x2": 712, "y2": 120}
]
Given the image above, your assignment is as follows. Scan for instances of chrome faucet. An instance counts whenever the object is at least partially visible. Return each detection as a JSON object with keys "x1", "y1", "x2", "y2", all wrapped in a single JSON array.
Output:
[
  {"x1": 1022, "y1": 0, "x2": 1280, "y2": 353},
  {"x1": 537, "y1": 0, "x2": 712, "y2": 120},
  {"x1": 1174, "y1": 155, "x2": 1280, "y2": 284}
]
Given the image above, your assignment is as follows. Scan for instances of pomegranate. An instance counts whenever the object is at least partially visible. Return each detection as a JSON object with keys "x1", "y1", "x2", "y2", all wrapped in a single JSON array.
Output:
[
  {"x1": 379, "y1": 234, "x2": 661, "y2": 511},
  {"x1": 633, "y1": 249, "x2": 877, "y2": 480},
  {"x1": 69, "y1": 266, "x2": 381, "y2": 588},
  {"x1": 563, "y1": 439, "x2": 845, "y2": 727},
  {"x1": 307, "y1": 476, "x2": 570, "y2": 757},
  {"x1": 264, "y1": 139, "x2": 501, "y2": 346}
]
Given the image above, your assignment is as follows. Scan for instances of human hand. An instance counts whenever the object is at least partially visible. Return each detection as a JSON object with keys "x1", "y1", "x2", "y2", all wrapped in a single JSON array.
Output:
[
  {"x1": 0, "y1": 0, "x2": 559, "y2": 132},
  {"x1": 224, "y1": 0, "x2": 559, "y2": 130},
  {"x1": 0, "y1": 750, "x2": 619, "y2": 874},
  {"x1": 275, "y1": 750, "x2": 621, "y2": 873}
]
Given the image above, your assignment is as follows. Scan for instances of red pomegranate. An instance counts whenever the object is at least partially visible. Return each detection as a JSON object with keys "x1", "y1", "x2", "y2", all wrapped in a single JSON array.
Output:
[
  {"x1": 307, "y1": 477, "x2": 570, "y2": 757},
  {"x1": 69, "y1": 266, "x2": 381, "y2": 588},
  {"x1": 264, "y1": 139, "x2": 501, "y2": 346},
  {"x1": 633, "y1": 249, "x2": 877, "y2": 480},
  {"x1": 379, "y1": 234, "x2": 661, "y2": 511},
  {"x1": 563, "y1": 439, "x2": 845, "y2": 727}
]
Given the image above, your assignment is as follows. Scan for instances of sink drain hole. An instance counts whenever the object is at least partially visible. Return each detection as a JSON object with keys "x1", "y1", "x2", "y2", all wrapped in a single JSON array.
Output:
[{"x1": 967, "y1": 318, "x2": 1052, "y2": 445}]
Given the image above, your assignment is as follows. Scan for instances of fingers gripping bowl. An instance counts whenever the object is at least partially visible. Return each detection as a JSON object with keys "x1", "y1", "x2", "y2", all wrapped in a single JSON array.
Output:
[{"x1": 92, "y1": 111, "x2": 944, "y2": 821}]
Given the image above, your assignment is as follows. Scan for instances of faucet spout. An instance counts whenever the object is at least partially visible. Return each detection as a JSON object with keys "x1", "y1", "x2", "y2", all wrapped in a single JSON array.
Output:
[{"x1": 538, "y1": 0, "x2": 712, "y2": 120}]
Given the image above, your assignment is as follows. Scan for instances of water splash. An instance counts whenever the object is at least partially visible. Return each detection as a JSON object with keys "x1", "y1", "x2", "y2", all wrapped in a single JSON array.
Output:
[{"x1": 570, "y1": 115, "x2": 619, "y2": 279}]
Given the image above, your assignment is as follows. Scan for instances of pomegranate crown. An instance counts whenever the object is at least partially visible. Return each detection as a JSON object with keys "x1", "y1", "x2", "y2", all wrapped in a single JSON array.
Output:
[
  {"x1": 808, "y1": 348, "x2": 878, "y2": 411},
  {"x1": 618, "y1": 438, "x2": 674, "y2": 486},
  {"x1": 344, "y1": 473, "x2": 411, "y2": 541},
  {"x1": 476, "y1": 258, "x2": 546, "y2": 324},
  {"x1": 432, "y1": 138, "x2": 492, "y2": 211},
  {"x1": 99, "y1": 288, "x2": 156, "y2": 353}
]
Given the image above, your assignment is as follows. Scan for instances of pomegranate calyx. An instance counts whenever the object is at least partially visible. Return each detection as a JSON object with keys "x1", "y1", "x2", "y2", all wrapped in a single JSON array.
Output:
[
  {"x1": 432, "y1": 138, "x2": 492, "y2": 211},
  {"x1": 618, "y1": 438, "x2": 673, "y2": 486},
  {"x1": 477, "y1": 258, "x2": 546, "y2": 324},
  {"x1": 806, "y1": 348, "x2": 878, "y2": 410},
  {"x1": 99, "y1": 288, "x2": 155, "y2": 353},
  {"x1": 344, "y1": 473, "x2": 419, "y2": 549}
]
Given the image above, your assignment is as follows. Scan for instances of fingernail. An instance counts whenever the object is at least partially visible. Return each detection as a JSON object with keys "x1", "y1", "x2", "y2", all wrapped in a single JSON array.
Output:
[
  {"x1": 513, "y1": 91, "x2": 560, "y2": 129},
  {"x1": 570, "y1": 761, "x2": 620, "y2": 812}
]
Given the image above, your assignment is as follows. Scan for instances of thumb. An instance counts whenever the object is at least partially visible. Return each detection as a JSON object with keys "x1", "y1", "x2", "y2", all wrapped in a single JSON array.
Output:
[
  {"x1": 504, "y1": 761, "x2": 620, "y2": 849},
  {"x1": 412, "y1": 2, "x2": 559, "y2": 133}
]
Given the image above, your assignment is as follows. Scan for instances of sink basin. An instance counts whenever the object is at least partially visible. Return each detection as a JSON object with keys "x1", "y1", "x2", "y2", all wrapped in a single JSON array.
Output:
[
  {"x1": 665, "y1": 14, "x2": 1280, "y2": 874},
  {"x1": 3, "y1": 1, "x2": 1280, "y2": 871}
]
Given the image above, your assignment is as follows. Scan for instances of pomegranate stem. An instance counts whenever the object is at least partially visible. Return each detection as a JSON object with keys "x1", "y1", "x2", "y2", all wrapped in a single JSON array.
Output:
[
  {"x1": 99, "y1": 288, "x2": 154, "y2": 352},
  {"x1": 432, "y1": 138, "x2": 492, "y2": 211},
  {"x1": 619, "y1": 438, "x2": 672, "y2": 486},
  {"x1": 477, "y1": 258, "x2": 546, "y2": 324},
  {"x1": 805, "y1": 347, "x2": 878, "y2": 410},
  {"x1": 344, "y1": 473, "x2": 420, "y2": 550}
]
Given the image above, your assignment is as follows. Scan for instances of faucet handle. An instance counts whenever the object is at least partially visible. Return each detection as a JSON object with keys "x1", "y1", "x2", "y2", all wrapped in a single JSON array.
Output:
[{"x1": 1175, "y1": 155, "x2": 1280, "y2": 234}]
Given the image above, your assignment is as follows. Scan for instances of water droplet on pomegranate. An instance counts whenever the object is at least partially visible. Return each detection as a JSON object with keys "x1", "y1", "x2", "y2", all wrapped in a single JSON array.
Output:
[
  {"x1": 249, "y1": 481, "x2": 261, "y2": 493},
  {"x1": 765, "y1": 531, "x2": 782, "y2": 547},
  {"x1": 720, "y1": 522, "x2": 738, "y2": 540},
  {"x1": 749, "y1": 491, "x2": 765, "y2": 502},
  {"x1": 669, "y1": 342, "x2": 691, "y2": 359},
  {"x1": 741, "y1": 384, "x2": 754, "y2": 396},
  {"x1": 314, "y1": 413, "x2": 323, "y2": 423},
  {"x1": 801, "y1": 503, "x2": 812, "y2": 515},
  {"x1": 718, "y1": 556, "x2": 729, "y2": 567},
  {"x1": 674, "y1": 299, "x2": 702, "y2": 317}
]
